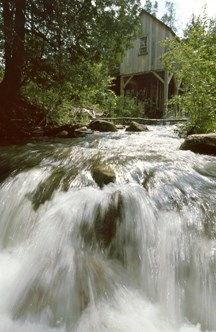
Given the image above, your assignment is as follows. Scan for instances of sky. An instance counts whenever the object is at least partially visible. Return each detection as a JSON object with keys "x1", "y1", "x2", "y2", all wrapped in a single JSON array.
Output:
[{"x1": 142, "y1": 0, "x2": 216, "y2": 34}]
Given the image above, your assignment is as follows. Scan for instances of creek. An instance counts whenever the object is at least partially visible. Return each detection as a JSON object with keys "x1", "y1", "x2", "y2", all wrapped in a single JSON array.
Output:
[{"x1": 0, "y1": 125, "x2": 216, "y2": 332}]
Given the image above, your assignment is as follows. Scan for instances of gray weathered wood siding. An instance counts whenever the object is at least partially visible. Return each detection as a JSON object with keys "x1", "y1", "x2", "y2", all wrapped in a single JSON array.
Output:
[{"x1": 120, "y1": 11, "x2": 175, "y2": 75}]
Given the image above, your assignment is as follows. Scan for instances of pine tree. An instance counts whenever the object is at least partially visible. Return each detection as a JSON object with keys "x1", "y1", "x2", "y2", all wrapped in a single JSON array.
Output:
[
  {"x1": 143, "y1": 0, "x2": 158, "y2": 17},
  {"x1": 161, "y1": 1, "x2": 177, "y2": 32}
]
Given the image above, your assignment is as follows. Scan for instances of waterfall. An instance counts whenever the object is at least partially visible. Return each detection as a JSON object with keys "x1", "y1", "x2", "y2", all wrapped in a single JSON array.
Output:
[{"x1": 0, "y1": 126, "x2": 216, "y2": 332}]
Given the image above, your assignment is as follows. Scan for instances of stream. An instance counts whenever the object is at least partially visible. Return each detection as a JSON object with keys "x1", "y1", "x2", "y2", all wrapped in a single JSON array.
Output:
[{"x1": 0, "y1": 125, "x2": 216, "y2": 332}]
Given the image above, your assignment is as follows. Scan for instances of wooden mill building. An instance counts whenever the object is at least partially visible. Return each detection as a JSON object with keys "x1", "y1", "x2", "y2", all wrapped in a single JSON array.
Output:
[{"x1": 116, "y1": 10, "x2": 179, "y2": 118}]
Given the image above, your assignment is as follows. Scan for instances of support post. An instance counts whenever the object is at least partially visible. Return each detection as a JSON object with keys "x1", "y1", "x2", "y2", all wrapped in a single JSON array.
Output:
[
  {"x1": 120, "y1": 75, "x2": 134, "y2": 97},
  {"x1": 164, "y1": 71, "x2": 169, "y2": 118},
  {"x1": 120, "y1": 76, "x2": 124, "y2": 96},
  {"x1": 173, "y1": 75, "x2": 182, "y2": 117}
]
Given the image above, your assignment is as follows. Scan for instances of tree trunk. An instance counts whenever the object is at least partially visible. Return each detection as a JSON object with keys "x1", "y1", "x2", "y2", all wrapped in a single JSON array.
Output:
[{"x1": 0, "y1": 0, "x2": 26, "y2": 119}]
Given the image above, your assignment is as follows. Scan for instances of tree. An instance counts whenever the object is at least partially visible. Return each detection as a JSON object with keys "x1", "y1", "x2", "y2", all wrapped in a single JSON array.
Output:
[
  {"x1": 0, "y1": 0, "x2": 141, "y2": 132},
  {"x1": 161, "y1": 13, "x2": 216, "y2": 133},
  {"x1": 161, "y1": 1, "x2": 177, "y2": 32},
  {"x1": 0, "y1": 1, "x2": 25, "y2": 98},
  {"x1": 143, "y1": 0, "x2": 158, "y2": 16}
]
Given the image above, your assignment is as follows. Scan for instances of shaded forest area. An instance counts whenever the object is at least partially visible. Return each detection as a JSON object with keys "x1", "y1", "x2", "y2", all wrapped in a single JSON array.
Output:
[{"x1": 0, "y1": 0, "x2": 141, "y2": 139}]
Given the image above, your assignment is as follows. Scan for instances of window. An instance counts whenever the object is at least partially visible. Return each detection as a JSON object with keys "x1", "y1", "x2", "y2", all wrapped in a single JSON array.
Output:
[{"x1": 139, "y1": 36, "x2": 148, "y2": 55}]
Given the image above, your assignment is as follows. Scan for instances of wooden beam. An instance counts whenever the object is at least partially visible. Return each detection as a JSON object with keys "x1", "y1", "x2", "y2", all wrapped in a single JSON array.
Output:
[
  {"x1": 124, "y1": 75, "x2": 134, "y2": 88},
  {"x1": 153, "y1": 71, "x2": 173, "y2": 85},
  {"x1": 164, "y1": 71, "x2": 169, "y2": 118},
  {"x1": 173, "y1": 76, "x2": 182, "y2": 118},
  {"x1": 156, "y1": 79, "x2": 159, "y2": 108},
  {"x1": 153, "y1": 71, "x2": 174, "y2": 117},
  {"x1": 152, "y1": 71, "x2": 164, "y2": 84},
  {"x1": 120, "y1": 76, "x2": 124, "y2": 96},
  {"x1": 120, "y1": 75, "x2": 134, "y2": 96},
  {"x1": 175, "y1": 76, "x2": 182, "y2": 90},
  {"x1": 168, "y1": 73, "x2": 173, "y2": 84}
]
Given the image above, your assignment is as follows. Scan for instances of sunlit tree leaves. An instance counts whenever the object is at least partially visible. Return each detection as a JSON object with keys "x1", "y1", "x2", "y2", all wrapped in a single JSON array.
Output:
[{"x1": 162, "y1": 13, "x2": 216, "y2": 133}]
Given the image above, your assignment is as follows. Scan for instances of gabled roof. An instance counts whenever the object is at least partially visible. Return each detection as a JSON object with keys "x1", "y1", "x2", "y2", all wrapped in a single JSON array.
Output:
[{"x1": 140, "y1": 9, "x2": 177, "y2": 37}]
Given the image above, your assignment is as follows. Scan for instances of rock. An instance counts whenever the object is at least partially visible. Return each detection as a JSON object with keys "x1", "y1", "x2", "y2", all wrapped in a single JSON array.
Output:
[
  {"x1": 116, "y1": 124, "x2": 125, "y2": 129},
  {"x1": 88, "y1": 120, "x2": 117, "y2": 132},
  {"x1": 94, "y1": 191, "x2": 123, "y2": 247},
  {"x1": 28, "y1": 169, "x2": 65, "y2": 210},
  {"x1": 180, "y1": 133, "x2": 216, "y2": 155},
  {"x1": 0, "y1": 159, "x2": 13, "y2": 183},
  {"x1": 80, "y1": 190, "x2": 123, "y2": 248},
  {"x1": 91, "y1": 164, "x2": 116, "y2": 188},
  {"x1": 45, "y1": 124, "x2": 78, "y2": 138},
  {"x1": 126, "y1": 121, "x2": 149, "y2": 132},
  {"x1": 75, "y1": 126, "x2": 92, "y2": 135},
  {"x1": 55, "y1": 130, "x2": 69, "y2": 138}
]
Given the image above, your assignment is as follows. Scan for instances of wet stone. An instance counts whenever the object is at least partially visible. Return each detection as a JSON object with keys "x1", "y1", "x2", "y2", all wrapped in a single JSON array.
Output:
[
  {"x1": 88, "y1": 120, "x2": 117, "y2": 132},
  {"x1": 126, "y1": 121, "x2": 149, "y2": 132},
  {"x1": 180, "y1": 133, "x2": 216, "y2": 155},
  {"x1": 91, "y1": 164, "x2": 116, "y2": 188},
  {"x1": 28, "y1": 168, "x2": 65, "y2": 210}
]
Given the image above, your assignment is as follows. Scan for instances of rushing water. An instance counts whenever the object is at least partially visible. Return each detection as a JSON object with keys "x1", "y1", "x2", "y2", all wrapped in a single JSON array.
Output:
[{"x1": 0, "y1": 125, "x2": 216, "y2": 332}]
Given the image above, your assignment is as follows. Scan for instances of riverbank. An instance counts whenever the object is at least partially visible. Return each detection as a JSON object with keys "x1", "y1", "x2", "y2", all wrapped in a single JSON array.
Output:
[{"x1": 1, "y1": 117, "x2": 216, "y2": 157}]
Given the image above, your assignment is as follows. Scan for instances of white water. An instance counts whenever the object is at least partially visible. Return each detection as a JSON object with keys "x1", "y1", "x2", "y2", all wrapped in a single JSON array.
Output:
[{"x1": 0, "y1": 126, "x2": 216, "y2": 331}]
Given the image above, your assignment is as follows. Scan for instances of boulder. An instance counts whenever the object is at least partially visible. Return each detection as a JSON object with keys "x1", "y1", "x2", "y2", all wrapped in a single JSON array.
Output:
[
  {"x1": 55, "y1": 130, "x2": 69, "y2": 138},
  {"x1": 126, "y1": 121, "x2": 149, "y2": 132},
  {"x1": 180, "y1": 133, "x2": 216, "y2": 155},
  {"x1": 91, "y1": 164, "x2": 116, "y2": 188},
  {"x1": 88, "y1": 120, "x2": 117, "y2": 132}
]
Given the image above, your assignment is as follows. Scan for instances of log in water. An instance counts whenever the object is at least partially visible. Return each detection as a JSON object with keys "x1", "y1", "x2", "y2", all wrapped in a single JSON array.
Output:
[{"x1": 0, "y1": 126, "x2": 216, "y2": 332}]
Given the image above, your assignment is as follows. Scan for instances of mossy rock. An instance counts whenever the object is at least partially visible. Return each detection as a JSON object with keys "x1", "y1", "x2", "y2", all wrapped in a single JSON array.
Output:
[
  {"x1": 91, "y1": 164, "x2": 116, "y2": 188},
  {"x1": 180, "y1": 133, "x2": 216, "y2": 155},
  {"x1": 80, "y1": 190, "x2": 123, "y2": 248},
  {"x1": 28, "y1": 168, "x2": 65, "y2": 210},
  {"x1": 88, "y1": 120, "x2": 117, "y2": 132},
  {"x1": 126, "y1": 121, "x2": 149, "y2": 132}
]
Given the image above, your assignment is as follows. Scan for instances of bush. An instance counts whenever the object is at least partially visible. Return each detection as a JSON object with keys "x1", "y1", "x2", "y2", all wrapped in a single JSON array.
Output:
[{"x1": 112, "y1": 96, "x2": 144, "y2": 118}]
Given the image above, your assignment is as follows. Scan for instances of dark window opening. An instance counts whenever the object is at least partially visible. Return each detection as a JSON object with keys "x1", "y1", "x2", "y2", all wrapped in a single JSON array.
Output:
[{"x1": 139, "y1": 36, "x2": 148, "y2": 55}]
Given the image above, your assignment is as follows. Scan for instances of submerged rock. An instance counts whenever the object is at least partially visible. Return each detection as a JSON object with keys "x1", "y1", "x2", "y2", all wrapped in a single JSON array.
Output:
[
  {"x1": 126, "y1": 121, "x2": 149, "y2": 132},
  {"x1": 91, "y1": 164, "x2": 116, "y2": 188},
  {"x1": 88, "y1": 120, "x2": 117, "y2": 132},
  {"x1": 180, "y1": 133, "x2": 216, "y2": 155},
  {"x1": 80, "y1": 190, "x2": 123, "y2": 249},
  {"x1": 28, "y1": 168, "x2": 65, "y2": 210}
]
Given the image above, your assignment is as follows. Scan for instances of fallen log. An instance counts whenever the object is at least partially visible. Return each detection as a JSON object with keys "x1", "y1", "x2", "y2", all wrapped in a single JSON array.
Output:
[{"x1": 100, "y1": 117, "x2": 187, "y2": 125}]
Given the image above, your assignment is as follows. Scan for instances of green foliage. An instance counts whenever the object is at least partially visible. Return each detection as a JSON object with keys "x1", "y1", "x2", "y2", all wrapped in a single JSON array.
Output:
[
  {"x1": 0, "y1": 0, "x2": 141, "y2": 125},
  {"x1": 112, "y1": 96, "x2": 144, "y2": 117},
  {"x1": 162, "y1": 13, "x2": 216, "y2": 133},
  {"x1": 22, "y1": 0, "x2": 141, "y2": 81},
  {"x1": 22, "y1": 59, "x2": 121, "y2": 125}
]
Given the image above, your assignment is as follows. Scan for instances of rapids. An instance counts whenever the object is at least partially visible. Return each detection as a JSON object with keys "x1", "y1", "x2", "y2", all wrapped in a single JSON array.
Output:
[{"x1": 0, "y1": 125, "x2": 216, "y2": 332}]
